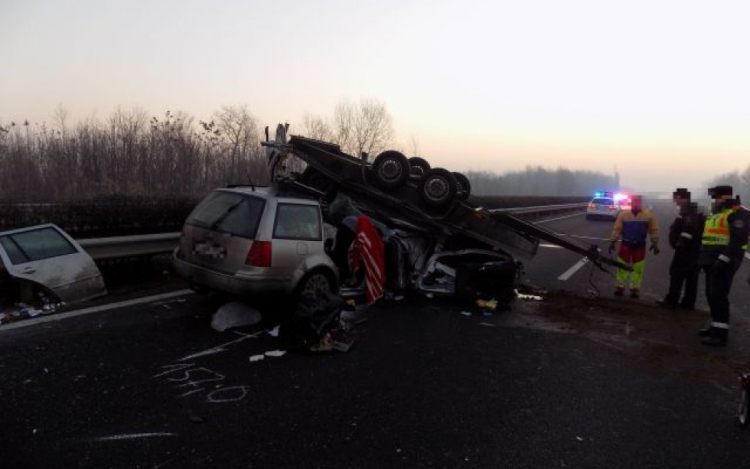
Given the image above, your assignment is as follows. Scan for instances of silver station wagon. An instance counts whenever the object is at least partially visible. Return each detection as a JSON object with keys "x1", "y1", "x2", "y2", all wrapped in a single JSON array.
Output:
[{"x1": 173, "y1": 186, "x2": 339, "y2": 300}]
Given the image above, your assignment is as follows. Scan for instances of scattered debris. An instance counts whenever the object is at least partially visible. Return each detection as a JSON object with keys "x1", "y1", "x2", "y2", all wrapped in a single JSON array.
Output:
[
  {"x1": 515, "y1": 289, "x2": 543, "y2": 301},
  {"x1": 332, "y1": 331, "x2": 357, "y2": 352},
  {"x1": 189, "y1": 415, "x2": 206, "y2": 424},
  {"x1": 476, "y1": 298, "x2": 499, "y2": 310},
  {"x1": 264, "y1": 350, "x2": 286, "y2": 358},
  {"x1": 478, "y1": 322, "x2": 497, "y2": 328},
  {"x1": 268, "y1": 325, "x2": 280, "y2": 338},
  {"x1": 210, "y1": 302, "x2": 262, "y2": 332},
  {"x1": 249, "y1": 355, "x2": 265, "y2": 362},
  {"x1": 576, "y1": 436, "x2": 584, "y2": 442},
  {"x1": 460, "y1": 311, "x2": 473, "y2": 317}
]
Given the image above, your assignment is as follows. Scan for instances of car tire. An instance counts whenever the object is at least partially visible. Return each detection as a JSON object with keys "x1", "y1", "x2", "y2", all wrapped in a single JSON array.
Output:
[
  {"x1": 296, "y1": 269, "x2": 338, "y2": 298},
  {"x1": 452, "y1": 172, "x2": 471, "y2": 200},
  {"x1": 419, "y1": 168, "x2": 458, "y2": 208},
  {"x1": 372, "y1": 151, "x2": 410, "y2": 189},
  {"x1": 408, "y1": 157, "x2": 431, "y2": 179}
]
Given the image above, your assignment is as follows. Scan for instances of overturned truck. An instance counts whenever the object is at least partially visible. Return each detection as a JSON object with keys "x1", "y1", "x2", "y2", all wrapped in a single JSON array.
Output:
[{"x1": 264, "y1": 127, "x2": 628, "y2": 305}]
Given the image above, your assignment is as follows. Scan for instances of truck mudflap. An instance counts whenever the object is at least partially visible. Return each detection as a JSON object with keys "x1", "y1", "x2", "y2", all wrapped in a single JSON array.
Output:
[{"x1": 280, "y1": 135, "x2": 631, "y2": 273}]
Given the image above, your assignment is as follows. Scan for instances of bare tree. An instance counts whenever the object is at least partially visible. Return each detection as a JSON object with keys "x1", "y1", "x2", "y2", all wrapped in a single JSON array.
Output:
[
  {"x1": 353, "y1": 98, "x2": 394, "y2": 157},
  {"x1": 301, "y1": 113, "x2": 332, "y2": 141}
]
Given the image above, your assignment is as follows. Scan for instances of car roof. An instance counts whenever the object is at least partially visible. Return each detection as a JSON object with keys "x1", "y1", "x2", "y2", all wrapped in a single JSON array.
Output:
[{"x1": 215, "y1": 186, "x2": 319, "y2": 205}]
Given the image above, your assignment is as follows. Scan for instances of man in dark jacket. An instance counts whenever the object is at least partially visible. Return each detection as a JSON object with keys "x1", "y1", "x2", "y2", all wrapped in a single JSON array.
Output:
[
  {"x1": 656, "y1": 189, "x2": 705, "y2": 310},
  {"x1": 699, "y1": 185, "x2": 749, "y2": 346}
]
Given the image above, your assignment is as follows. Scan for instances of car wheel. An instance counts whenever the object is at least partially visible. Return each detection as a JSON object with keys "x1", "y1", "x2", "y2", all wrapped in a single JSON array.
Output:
[
  {"x1": 298, "y1": 270, "x2": 337, "y2": 297},
  {"x1": 419, "y1": 168, "x2": 458, "y2": 208},
  {"x1": 452, "y1": 172, "x2": 471, "y2": 200},
  {"x1": 739, "y1": 380, "x2": 749, "y2": 428},
  {"x1": 372, "y1": 151, "x2": 410, "y2": 189},
  {"x1": 408, "y1": 157, "x2": 431, "y2": 179}
]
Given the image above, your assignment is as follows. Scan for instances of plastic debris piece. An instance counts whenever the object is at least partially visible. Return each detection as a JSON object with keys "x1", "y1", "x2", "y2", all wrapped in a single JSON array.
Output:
[
  {"x1": 482, "y1": 310, "x2": 493, "y2": 316},
  {"x1": 332, "y1": 331, "x2": 357, "y2": 352},
  {"x1": 425, "y1": 293, "x2": 434, "y2": 299},
  {"x1": 211, "y1": 302, "x2": 262, "y2": 332},
  {"x1": 26, "y1": 308, "x2": 43, "y2": 318},
  {"x1": 576, "y1": 436, "x2": 583, "y2": 441},
  {"x1": 515, "y1": 290, "x2": 543, "y2": 301},
  {"x1": 249, "y1": 355, "x2": 265, "y2": 362},
  {"x1": 264, "y1": 350, "x2": 286, "y2": 358},
  {"x1": 478, "y1": 322, "x2": 497, "y2": 327},
  {"x1": 460, "y1": 311, "x2": 472, "y2": 317},
  {"x1": 189, "y1": 414, "x2": 206, "y2": 424},
  {"x1": 268, "y1": 325, "x2": 280, "y2": 337}
]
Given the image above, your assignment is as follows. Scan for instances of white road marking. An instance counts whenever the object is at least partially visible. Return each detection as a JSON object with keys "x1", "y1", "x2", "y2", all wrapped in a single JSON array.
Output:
[
  {"x1": 554, "y1": 233, "x2": 611, "y2": 242},
  {"x1": 177, "y1": 330, "x2": 267, "y2": 362},
  {"x1": 558, "y1": 257, "x2": 590, "y2": 281},
  {"x1": 534, "y1": 212, "x2": 586, "y2": 224},
  {"x1": 94, "y1": 432, "x2": 176, "y2": 441},
  {"x1": 0, "y1": 289, "x2": 194, "y2": 332}
]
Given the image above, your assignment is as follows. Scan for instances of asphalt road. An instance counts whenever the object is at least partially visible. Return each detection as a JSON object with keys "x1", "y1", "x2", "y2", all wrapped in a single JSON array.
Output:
[
  {"x1": 524, "y1": 199, "x2": 750, "y2": 311},
  {"x1": 2, "y1": 200, "x2": 750, "y2": 468}
]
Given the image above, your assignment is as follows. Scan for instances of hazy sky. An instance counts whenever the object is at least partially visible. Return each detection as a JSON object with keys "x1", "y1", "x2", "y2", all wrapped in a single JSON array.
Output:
[{"x1": 2, "y1": 0, "x2": 750, "y2": 192}]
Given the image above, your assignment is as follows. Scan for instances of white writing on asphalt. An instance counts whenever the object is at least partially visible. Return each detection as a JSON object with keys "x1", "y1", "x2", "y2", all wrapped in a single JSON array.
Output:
[
  {"x1": 155, "y1": 329, "x2": 268, "y2": 404},
  {"x1": 154, "y1": 362, "x2": 250, "y2": 403}
]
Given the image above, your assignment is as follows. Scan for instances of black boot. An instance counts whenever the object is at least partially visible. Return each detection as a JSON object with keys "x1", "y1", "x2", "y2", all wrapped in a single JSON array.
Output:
[
  {"x1": 698, "y1": 320, "x2": 712, "y2": 337},
  {"x1": 702, "y1": 328, "x2": 728, "y2": 347},
  {"x1": 656, "y1": 298, "x2": 677, "y2": 308}
]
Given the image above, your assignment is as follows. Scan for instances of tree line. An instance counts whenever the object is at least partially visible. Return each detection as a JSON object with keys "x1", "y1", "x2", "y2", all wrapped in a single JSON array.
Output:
[
  {"x1": 1, "y1": 100, "x2": 618, "y2": 202},
  {"x1": 466, "y1": 167, "x2": 618, "y2": 196}
]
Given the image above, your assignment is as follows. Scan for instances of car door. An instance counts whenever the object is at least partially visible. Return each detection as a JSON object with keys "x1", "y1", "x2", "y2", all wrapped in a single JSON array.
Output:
[
  {"x1": 0, "y1": 224, "x2": 107, "y2": 303},
  {"x1": 271, "y1": 203, "x2": 322, "y2": 279}
]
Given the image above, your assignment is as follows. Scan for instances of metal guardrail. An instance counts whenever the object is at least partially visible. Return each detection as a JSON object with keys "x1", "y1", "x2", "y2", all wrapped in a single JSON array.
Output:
[
  {"x1": 75, "y1": 203, "x2": 587, "y2": 260},
  {"x1": 491, "y1": 202, "x2": 588, "y2": 220},
  {"x1": 77, "y1": 232, "x2": 181, "y2": 260}
]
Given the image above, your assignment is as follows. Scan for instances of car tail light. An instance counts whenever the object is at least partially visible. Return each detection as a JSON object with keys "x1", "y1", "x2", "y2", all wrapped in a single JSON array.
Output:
[
  {"x1": 588, "y1": 203, "x2": 595, "y2": 209},
  {"x1": 246, "y1": 241, "x2": 272, "y2": 267},
  {"x1": 609, "y1": 206, "x2": 617, "y2": 210}
]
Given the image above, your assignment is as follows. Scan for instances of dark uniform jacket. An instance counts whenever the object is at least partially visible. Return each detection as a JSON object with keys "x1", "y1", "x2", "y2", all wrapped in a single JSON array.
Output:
[{"x1": 668, "y1": 205, "x2": 705, "y2": 253}]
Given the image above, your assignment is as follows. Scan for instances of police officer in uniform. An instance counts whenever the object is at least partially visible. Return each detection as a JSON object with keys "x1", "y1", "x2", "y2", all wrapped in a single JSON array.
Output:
[
  {"x1": 657, "y1": 188, "x2": 705, "y2": 309},
  {"x1": 699, "y1": 185, "x2": 749, "y2": 346}
]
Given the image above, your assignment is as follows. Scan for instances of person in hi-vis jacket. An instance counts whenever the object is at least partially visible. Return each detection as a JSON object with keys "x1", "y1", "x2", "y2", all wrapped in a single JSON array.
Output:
[
  {"x1": 609, "y1": 195, "x2": 660, "y2": 299},
  {"x1": 698, "y1": 185, "x2": 749, "y2": 347}
]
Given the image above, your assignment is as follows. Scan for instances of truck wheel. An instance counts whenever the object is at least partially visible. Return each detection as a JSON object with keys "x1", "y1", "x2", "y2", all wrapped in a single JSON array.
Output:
[
  {"x1": 419, "y1": 168, "x2": 457, "y2": 207},
  {"x1": 452, "y1": 172, "x2": 471, "y2": 200},
  {"x1": 408, "y1": 157, "x2": 431, "y2": 179},
  {"x1": 373, "y1": 151, "x2": 410, "y2": 189}
]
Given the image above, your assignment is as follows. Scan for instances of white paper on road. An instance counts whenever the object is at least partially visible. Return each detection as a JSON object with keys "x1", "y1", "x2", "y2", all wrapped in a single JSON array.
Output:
[{"x1": 558, "y1": 257, "x2": 590, "y2": 281}]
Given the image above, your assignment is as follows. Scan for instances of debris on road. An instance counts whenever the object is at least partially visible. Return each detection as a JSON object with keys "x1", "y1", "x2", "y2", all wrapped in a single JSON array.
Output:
[
  {"x1": 210, "y1": 302, "x2": 262, "y2": 332},
  {"x1": 249, "y1": 355, "x2": 265, "y2": 362},
  {"x1": 515, "y1": 289, "x2": 543, "y2": 301},
  {"x1": 264, "y1": 350, "x2": 286, "y2": 358}
]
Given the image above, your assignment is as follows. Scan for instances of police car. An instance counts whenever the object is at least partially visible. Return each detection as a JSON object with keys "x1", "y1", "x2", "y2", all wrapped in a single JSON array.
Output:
[{"x1": 586, "y1": 191, "x2": 621, "y2": 220}]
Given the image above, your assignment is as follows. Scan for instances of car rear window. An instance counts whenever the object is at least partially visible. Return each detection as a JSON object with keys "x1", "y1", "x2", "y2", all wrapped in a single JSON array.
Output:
[
  {"x1": 592, "y1": 198, "x2": 615, "y2": 205},
  {"x1": 186, "y1": 191, "x2": 265, "y2": 239},
  {"x1": 0, "y1": 227, "x2": 78, "y2": 265}
]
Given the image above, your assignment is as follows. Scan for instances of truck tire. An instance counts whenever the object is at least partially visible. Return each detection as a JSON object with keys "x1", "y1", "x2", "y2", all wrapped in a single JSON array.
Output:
[
  {"x1": 372, "y1": 151, "x2": 410, "y2": 189},
  {"x1": 419, "y1": 168, "x2": 457, "y2": 207},
  {"x1": 408, "y1": 157, "x2": 431, "y2": 179},
  {"x1": 452, "y1": 172, "x2": 471, "y2": 200}
]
